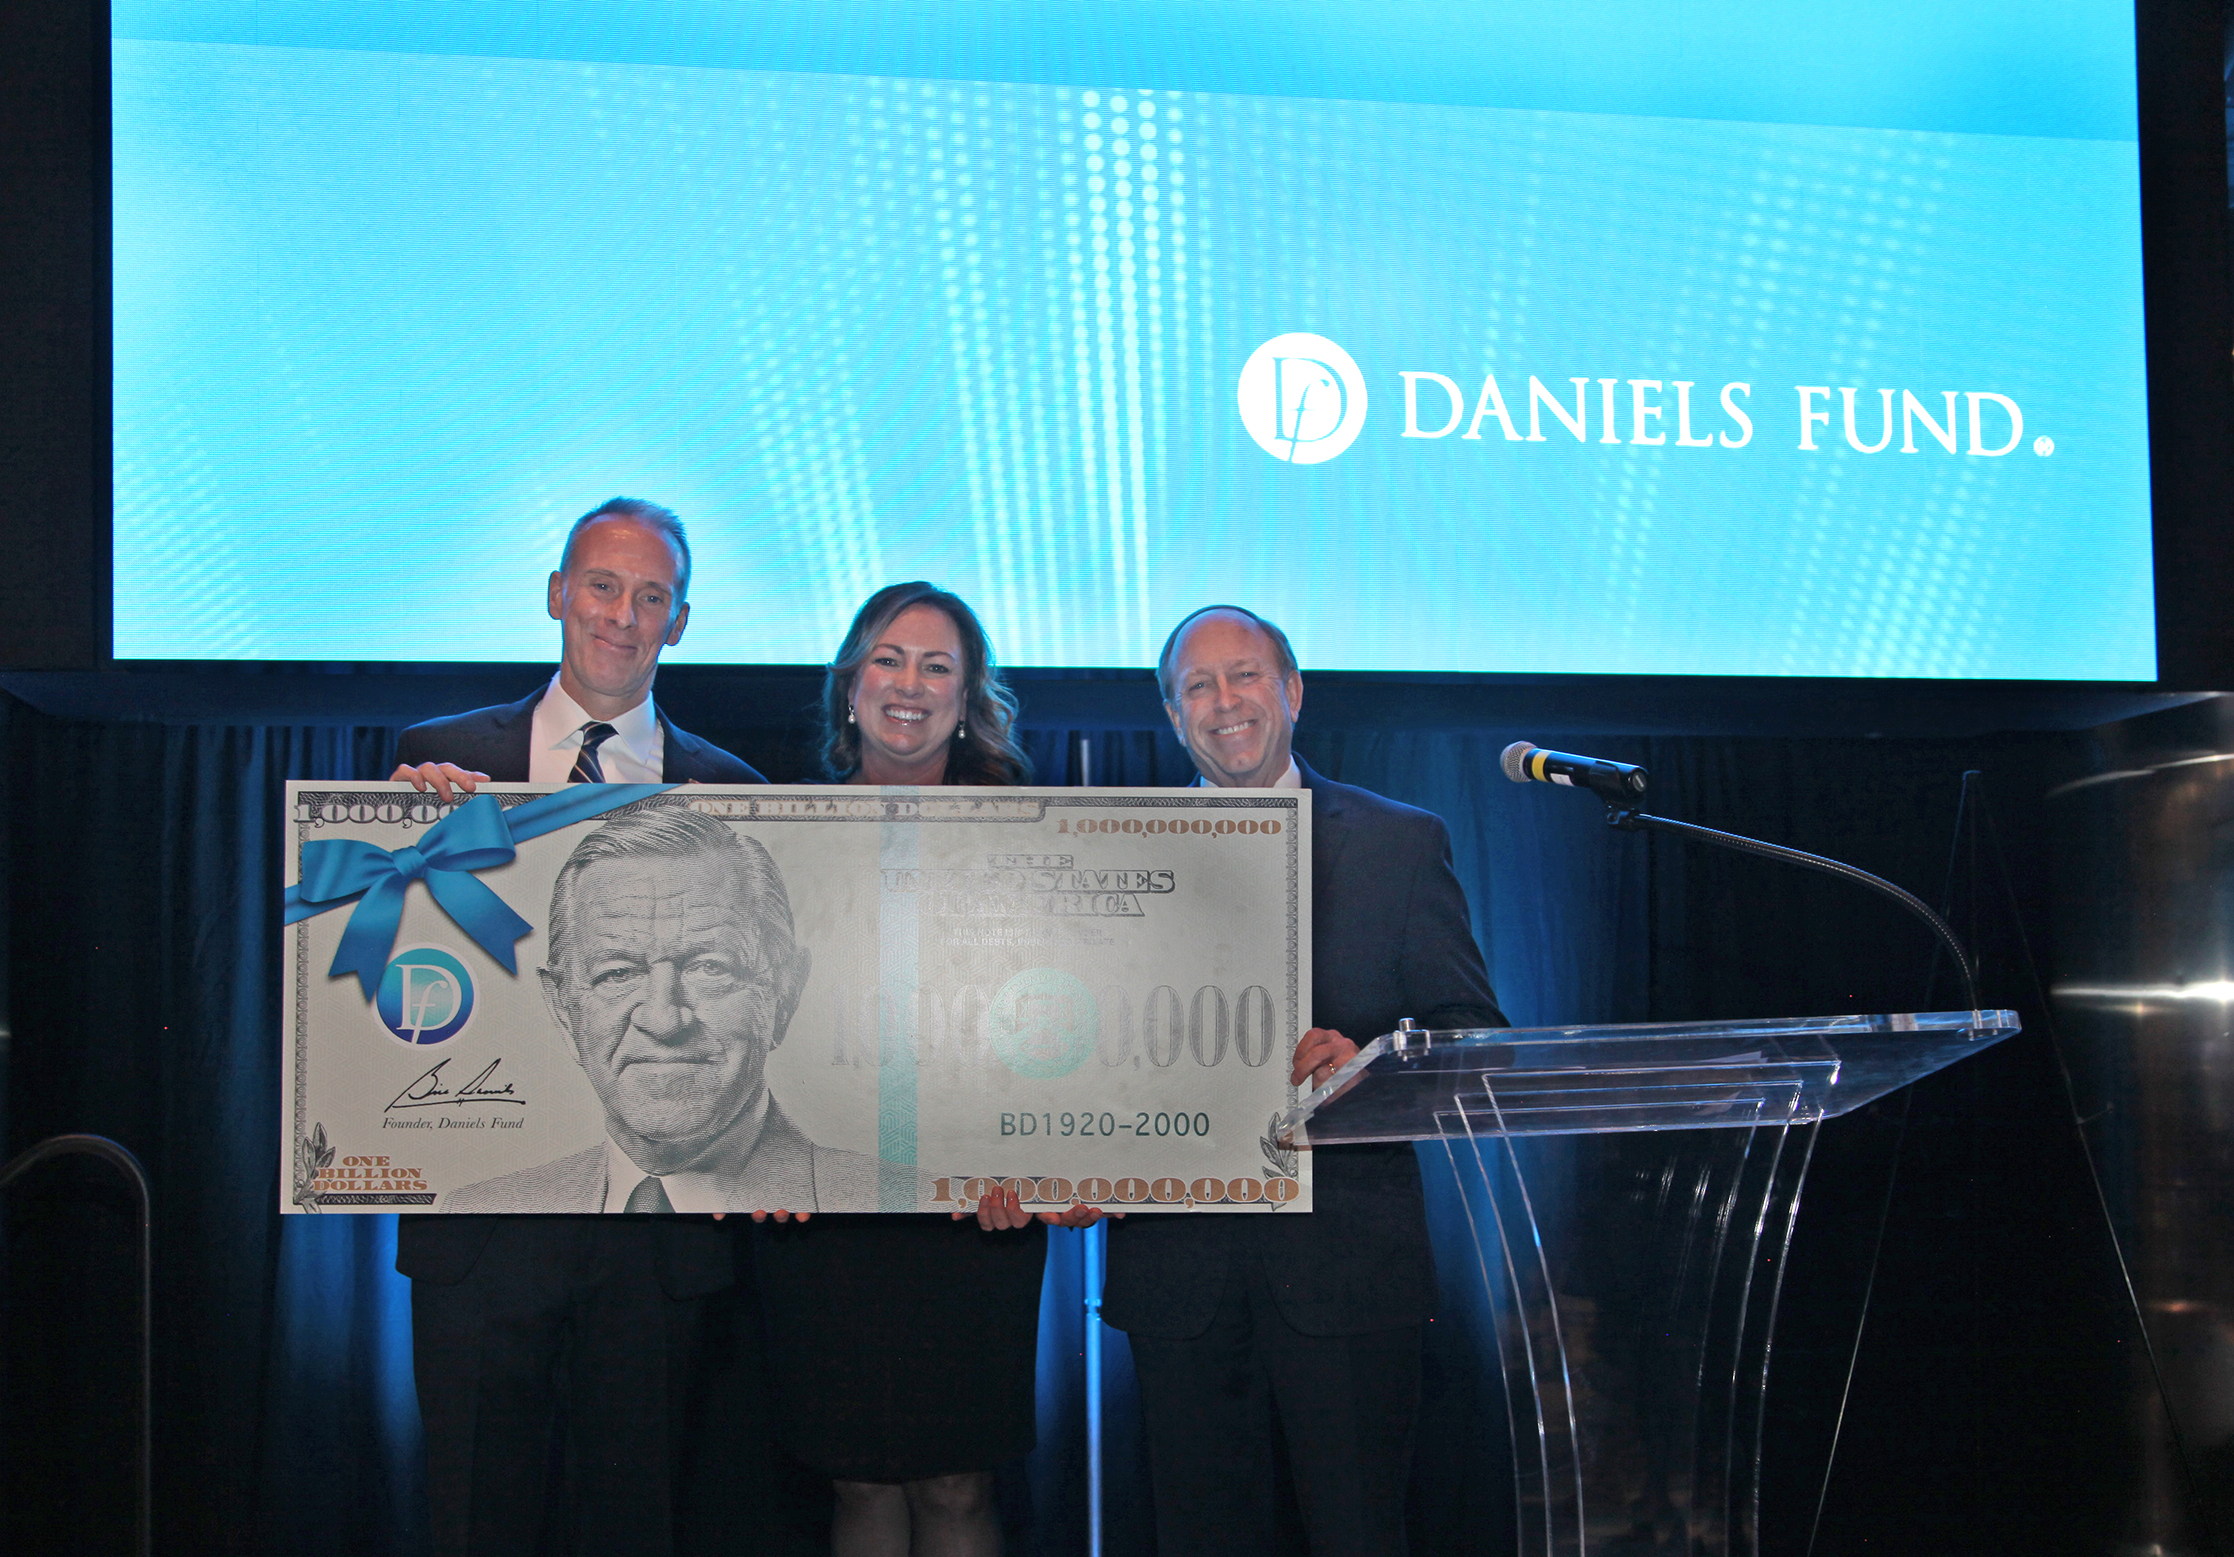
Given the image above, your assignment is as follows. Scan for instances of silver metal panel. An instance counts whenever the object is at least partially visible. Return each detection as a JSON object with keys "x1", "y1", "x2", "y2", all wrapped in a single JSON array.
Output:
[{"x1": 2051, "y1": 694, "x2": 2234, "y2": 1555}]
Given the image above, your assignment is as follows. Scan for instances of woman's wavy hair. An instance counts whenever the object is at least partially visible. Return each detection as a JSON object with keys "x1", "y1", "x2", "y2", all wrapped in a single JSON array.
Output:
[{"x1": 819, "y1": 582, "x2": 1031, "y2": 786}]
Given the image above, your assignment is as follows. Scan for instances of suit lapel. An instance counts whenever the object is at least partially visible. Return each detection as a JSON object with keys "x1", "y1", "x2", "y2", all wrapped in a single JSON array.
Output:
[
  {"x1": 1297, "y1": 757, "x2": 1352, "y2": 903},
  {"x1": 489, "y1": 688, "x2": 541, "y2": 783},
  {"x1": 659, "y1": 712, "x2": 701, "y2": 782}
]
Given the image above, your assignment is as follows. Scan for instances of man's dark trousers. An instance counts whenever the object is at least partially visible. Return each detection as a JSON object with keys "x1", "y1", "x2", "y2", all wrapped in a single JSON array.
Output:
[
  {"x1": 392, "y1": 691, "x2": 763, "y2": 1557},
  {"x1": 1103, "y1": 761, "x2": 1506, "y2": 1557}
]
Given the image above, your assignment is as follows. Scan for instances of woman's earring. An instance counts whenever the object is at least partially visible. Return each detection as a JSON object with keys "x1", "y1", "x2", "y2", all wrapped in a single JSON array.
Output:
[
  {"x1": 957, "y1": 722, "x2": 968, "y2": 741},
  {"x1": 847, "y1": 705, "x2": 857, "y2": 725}
]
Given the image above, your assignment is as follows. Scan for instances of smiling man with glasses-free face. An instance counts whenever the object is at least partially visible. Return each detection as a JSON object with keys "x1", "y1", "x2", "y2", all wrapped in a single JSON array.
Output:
[
  {"x1": 546, "y1": 511, "x2": 691, "y2": 723},
  {"x1": 1160, "y1": 606, "x2": 1305, "y2": 790}
]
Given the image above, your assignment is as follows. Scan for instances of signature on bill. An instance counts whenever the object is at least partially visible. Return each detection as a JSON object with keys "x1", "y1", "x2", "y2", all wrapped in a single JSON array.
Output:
[{"x1": 386, "y1": 1058, "x2": 525, "y2": 1112}]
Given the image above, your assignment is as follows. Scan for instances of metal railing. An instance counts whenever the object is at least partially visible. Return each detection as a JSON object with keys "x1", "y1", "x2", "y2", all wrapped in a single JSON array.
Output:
[{"x1": 0, "y1": 1134, "x2": 152, "y2": 1557}]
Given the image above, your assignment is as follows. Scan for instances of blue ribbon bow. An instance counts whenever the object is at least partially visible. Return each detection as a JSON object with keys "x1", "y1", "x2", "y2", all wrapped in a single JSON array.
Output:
[{"x1": 284, "y1": 785, "x2": 675, "y2": 999}]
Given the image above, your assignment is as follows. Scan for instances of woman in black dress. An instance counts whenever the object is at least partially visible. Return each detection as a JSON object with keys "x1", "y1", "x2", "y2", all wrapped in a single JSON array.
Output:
[{"x1": 754, "y1": 581, "x2": 1101, "y2": 1557}]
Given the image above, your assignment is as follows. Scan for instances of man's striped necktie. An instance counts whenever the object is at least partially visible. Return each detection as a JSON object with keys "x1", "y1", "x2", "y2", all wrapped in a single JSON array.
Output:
[{"x1": 569, "y1": 721, "x2": 618, "y2": 784}]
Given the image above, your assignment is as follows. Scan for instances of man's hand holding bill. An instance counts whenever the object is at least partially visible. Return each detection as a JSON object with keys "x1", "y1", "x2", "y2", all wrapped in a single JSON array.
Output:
[
  {"x1": 1289, "y1": 1026, "x2": 1359, "y2": 1091},
  {"x1": 391, "y1": 762, "x2": 489, "y2": 803}
]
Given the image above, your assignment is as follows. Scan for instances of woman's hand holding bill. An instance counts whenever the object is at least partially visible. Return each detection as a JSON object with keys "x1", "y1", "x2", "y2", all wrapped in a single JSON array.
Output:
[
  {"x1": 963, "y1": 1184, "x2": 1035, "y2": 1230},
  {"x1": 950, "y1": 1188, "x2": 1122, "y2": 1229}
]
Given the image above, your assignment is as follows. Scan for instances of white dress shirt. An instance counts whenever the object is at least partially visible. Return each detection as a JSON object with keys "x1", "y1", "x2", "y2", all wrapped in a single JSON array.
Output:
[
  {"x1": 527, "y1": 673, "x2": 666, "y2": 784},
  {"x1": 1193, "y1": 757, "x2": 1303, "y2": 789},
  {"x1": 600, "y1": 1088, "x2": 771, "y2": 1213}
]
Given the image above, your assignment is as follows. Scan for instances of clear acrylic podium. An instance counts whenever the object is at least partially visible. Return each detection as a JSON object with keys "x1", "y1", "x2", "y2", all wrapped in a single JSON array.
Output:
[{"x1": 1276, "y1": 1010, "x2": 2020, "y2": 1557}]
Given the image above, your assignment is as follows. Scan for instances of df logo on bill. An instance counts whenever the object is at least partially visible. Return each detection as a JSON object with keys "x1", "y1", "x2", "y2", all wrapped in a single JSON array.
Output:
[
  {"x1": 376, "y1": 946, "x2": 475, "y2": 1046},
  {"x1": 989, "y1": 968, "x2": 1097, "y2": 1079},
  {"x1": 1237, "y1": 332, "x2": 1368, "y2": 464}
]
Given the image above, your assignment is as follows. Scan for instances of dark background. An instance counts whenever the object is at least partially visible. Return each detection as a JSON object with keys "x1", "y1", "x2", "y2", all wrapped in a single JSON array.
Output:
[
  {"x1": 0, "y1": 698, "x2": 2181, "y2": 1557},
  {"x1": 2, "y1": 0, "x2": 2230, "y2": 1552}
]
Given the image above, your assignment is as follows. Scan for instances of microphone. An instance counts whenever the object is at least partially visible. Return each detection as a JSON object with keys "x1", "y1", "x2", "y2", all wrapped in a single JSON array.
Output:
[{"x1": 1500, "y1": 741, "x2": 1648, "y2": 802}]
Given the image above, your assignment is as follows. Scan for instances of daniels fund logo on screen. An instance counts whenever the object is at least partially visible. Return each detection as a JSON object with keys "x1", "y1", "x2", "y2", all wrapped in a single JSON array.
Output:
[{"x1": 1238, "y1": 333, "x2": 1368, "y2": 464}]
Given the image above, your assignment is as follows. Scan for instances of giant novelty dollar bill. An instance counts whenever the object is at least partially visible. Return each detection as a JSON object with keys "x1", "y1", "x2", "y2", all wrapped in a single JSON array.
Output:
[{"x1": 283, "y1": 783, "x2": 1311, "y2": 1215}]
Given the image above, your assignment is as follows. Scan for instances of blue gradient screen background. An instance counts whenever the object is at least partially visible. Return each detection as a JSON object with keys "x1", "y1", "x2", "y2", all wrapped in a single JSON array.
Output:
[{"x1": 112, "y1": 2, "x2": 2153, "y2": 678}]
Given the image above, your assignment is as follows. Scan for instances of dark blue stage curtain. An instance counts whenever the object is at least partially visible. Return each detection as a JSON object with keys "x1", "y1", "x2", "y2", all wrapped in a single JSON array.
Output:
[{"x1": 0, "y1": 709, "x2": 425, "y2": 1557}]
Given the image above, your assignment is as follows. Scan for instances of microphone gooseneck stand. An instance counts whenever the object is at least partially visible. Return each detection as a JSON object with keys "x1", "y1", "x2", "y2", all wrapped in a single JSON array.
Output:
[
  {"x1": 1499, "y1": 741, "x2": 1982, "y2": 1015},
  {"x1": 1603, "y1": 803, "x2": 1982, "y2": 1017}
]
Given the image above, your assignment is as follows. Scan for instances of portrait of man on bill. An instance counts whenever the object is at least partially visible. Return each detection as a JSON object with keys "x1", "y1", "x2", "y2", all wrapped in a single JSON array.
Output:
[{"x1": 443, "y1": 805, "x2": 881, "y2": 1213}]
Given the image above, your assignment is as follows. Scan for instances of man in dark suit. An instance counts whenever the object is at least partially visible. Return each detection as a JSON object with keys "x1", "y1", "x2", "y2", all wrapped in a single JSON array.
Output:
[
  {"x1": 391, "y1": 497, "x2": 765, "y2": 1557},
  {"x1": 1103, "y1": 605, "x2": 1506, "y2": 1557}
]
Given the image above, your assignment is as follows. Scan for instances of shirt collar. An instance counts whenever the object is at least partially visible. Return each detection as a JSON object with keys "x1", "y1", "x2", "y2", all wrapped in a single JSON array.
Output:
[
  {"x1": 599, "y1": 1087, "x2": 771, "y2": 1214},
  {"x1": 540, "y1": 672, "x2": 660, "y2": 770},
  {"x1": 1192, "y1": 757, "x2": 1302, "y2": 789}
]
